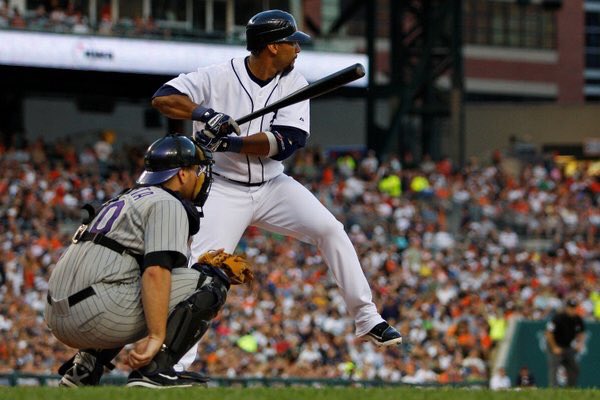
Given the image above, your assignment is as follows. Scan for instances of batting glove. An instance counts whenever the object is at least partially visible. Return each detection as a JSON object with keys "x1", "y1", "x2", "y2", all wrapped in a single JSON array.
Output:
[
  {"x1": 193, "y1": 130, "x2": 221, "y2": 152},
  {"x1": 195, "y1": 108, "x2": 240, "y2": 137},
  {"x1": 193, "y1": 131, "x2": 242, "y2": 153}
]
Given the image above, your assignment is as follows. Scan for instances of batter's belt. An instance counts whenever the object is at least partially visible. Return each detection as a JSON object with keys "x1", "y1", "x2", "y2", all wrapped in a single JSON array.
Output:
[{"x1": 213, "y1": 171, "x2": 265, "y2": 187}]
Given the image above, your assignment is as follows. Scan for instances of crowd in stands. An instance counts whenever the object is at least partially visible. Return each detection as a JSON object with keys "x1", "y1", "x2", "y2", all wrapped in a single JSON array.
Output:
[
  {"x1": 1, "y1": 0, "x2": 91, "y2": 34},
  {"x1": 1, "y1": 0, "x2": 198, "y2": 39},
  {"x1": 0, "y1": 132, "x2": 598, "y2": 386}
]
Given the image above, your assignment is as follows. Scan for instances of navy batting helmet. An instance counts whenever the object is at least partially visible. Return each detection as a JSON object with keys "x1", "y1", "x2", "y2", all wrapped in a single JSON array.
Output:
[
  {"x1": 137, "y1": 133, "x2": 213, "y2": 186},
  {"x1": 246, "y1": 9, "x2": 310, "y2": 51}
]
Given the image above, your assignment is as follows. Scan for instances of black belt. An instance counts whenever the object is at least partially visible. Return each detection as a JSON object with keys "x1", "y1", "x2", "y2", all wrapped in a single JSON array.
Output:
[
  {"x1": 213, "y1": 172, "x2": 265, "y2": 187},
  {"x1": 77, "y1": 231, "x2": 144, "y2": 266},
  {"x1": 47, "y1": 286, "x2": 96, "y2": 307}
]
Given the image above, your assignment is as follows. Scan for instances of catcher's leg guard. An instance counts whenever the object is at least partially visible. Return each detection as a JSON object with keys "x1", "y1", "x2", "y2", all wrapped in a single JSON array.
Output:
[{"x1": 143, "y1": 265, "x2": 229, "y2": 373}]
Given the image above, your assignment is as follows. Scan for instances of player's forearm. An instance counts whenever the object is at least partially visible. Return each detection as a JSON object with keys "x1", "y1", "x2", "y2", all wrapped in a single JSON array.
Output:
[
  {"x1": 140, "y1": 266, "x2": 171, "y2": 341},
  {"x1": 152, "y1": 95, "x2": 197, "y2": 120},
  {"x1": 239, "y1": 132, "x2": 272, "y2": 156}
]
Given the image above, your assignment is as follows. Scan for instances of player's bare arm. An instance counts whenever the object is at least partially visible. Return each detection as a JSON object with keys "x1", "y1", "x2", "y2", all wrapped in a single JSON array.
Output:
[
  {"x1": 152, "y1": 94, "x2": 197, "y2": 120},
  {"x1": 128, "y1": 265, "x2": 171, "y2": 369},
  {"x1": 235, "y1": 132, "x2": 271, "y2": 156}
]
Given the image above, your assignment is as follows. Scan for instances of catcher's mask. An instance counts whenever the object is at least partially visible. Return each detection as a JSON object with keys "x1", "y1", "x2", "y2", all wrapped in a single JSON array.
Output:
[{"x1": 136, "y1": 133, "x2": 214, "y2": 207}]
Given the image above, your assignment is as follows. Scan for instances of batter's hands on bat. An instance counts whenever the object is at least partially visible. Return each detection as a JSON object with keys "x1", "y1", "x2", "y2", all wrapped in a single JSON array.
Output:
[
  {"x1": 127, "y1": 335, "x2": 164, "y2": 369},
  {"x1": 200, "y1": 109, "x2": 240, "y2": 137},
  {"x1": 193, "y1": 130, "x2": 225, "y2": 152}
]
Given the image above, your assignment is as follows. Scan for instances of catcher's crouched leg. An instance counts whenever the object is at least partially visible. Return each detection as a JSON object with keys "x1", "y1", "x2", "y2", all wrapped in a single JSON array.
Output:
[{"x1": 142, "y1": 264, "x2": 230, "y2": 376}]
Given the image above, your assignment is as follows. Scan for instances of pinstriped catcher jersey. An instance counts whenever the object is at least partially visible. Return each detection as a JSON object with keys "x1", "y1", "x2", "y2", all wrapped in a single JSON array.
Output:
[
  {"x1": 165, "y1": 56, "x2": 310, "y2": 184},
  {"x1": 48, "y1": 186, "x2": 190, "y2": 299}
]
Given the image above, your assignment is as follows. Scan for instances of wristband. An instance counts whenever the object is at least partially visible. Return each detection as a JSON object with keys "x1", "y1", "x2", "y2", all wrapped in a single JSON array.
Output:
[
  {"x1": 220, "y1": 137, "x2": 243, "y2": 153},
  {"x1": 264, "y1": 131, "x2": 279, "y2": 157},
  {"x1": 191, "y1": 106, "x2": 213, "y2": 122}
]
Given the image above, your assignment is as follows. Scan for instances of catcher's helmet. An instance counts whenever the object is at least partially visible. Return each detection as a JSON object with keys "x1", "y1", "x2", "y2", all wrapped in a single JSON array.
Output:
[
  {"x1": 246, "y1": 9, "x2": 310, "y2": 51},
  {"x1": 137, "y1": 133, "x2": 212, "y2": 186}
]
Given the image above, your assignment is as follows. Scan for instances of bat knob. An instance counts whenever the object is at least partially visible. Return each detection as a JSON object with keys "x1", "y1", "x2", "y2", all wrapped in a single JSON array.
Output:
[{"x1": 355, "y1": 63, "x2": 366, "y2": 78}]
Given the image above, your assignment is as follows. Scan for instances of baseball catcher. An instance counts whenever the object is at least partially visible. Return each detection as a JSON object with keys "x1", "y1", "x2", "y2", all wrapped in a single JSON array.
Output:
[{"x1": 45, "y1": 134, "x2": 253, "y2": 389}]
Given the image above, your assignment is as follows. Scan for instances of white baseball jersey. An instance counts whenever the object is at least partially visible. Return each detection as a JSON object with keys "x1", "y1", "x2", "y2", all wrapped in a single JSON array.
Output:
[{"x1": 165, "y1": 56, "x2": 310, "y2": 184}]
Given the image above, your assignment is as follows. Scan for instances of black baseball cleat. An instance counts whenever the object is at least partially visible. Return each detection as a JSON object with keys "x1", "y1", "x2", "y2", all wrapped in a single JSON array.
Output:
[
  {"x1": 59, "y1": 351, "x2": 104, "y2": 387},
  {"x1": 59, "y1": 363, "x2": 101, "y2": 387},
  {"x1": 127, "y1": 368, "x2": 207, "y2": 388},
  {"x1": 176, "y1": 370, "x2": 210, "y2": 385},
  {"x1": 364, "y1": 321, "x2": 403, "y2": 347}
]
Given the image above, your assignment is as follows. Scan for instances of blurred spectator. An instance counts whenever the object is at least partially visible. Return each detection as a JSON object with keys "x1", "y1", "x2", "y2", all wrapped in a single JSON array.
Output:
[
  {"x1": 489, "y1": 367, "x2": 511, "y2": 390},
  {"x1": 94, "y1": 130, "x2": 114, "y2": 178},
  {"x1": 0, "y1": 1, "x2": 9, "y2": 28},
  {"x1": 71, "y1": 11, "x2": 89, "y2": 34},
  {"x1": 98, "y1": 0, "x2": 112, "y2": 34},
  {"x1": 515, "y1": 365, "x2": 536, "y2": 388},
  {"x1": 378, "y1": 172, "x2": 401, "y2": 198},
  {"x1": 10, "y1": 7, "x2": 26, "y2": 28}
]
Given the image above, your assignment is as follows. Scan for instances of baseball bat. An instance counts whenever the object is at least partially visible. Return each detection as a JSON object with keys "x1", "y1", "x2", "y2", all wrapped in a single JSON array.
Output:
[{"x1": 235, "y1": 63, "x2": 365, "y2": 126}]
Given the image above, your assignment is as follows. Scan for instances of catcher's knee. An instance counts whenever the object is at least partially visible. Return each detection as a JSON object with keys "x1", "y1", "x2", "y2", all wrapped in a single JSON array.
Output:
[{"x1": 168, "y1": 267, "x2": 229, "y2": 347}]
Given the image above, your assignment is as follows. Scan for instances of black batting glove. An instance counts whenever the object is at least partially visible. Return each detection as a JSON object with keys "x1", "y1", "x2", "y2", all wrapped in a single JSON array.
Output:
[
  {"x1": 193, "y1": 131, "x2": 242, "y2": 153},
  {"x1": 197, "y1": 109, "x2": 240, "y2": 137},
  {"x1": 193, "y1": 130, "x2": 220, "y2": 152}
]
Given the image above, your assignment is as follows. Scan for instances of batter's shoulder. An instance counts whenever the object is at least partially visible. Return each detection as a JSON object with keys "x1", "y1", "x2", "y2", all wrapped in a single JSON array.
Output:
[
  {"x1": 197, "y1": 57, "x2": 240, "y2": 77},
  {"x1": 281, "y1": 68, "x2": 308, "y2": 87}
]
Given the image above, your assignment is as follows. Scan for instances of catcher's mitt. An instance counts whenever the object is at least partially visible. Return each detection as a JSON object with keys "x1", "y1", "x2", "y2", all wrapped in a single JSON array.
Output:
[{"x1": 198, "y1": 249, "x2": 254, "y2": 285}]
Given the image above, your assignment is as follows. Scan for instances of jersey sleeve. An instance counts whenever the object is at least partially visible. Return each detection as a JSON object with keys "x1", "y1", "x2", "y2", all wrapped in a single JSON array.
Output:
[
  {"x1": 164, "y1": 68, "x2": 211, "y2": 106},
  {"x1": 271, "y1": 72, "x2": 310, "y2": 135},
  {"x1": 143, "y1": 198, "x2": 189, "y2": 269}
]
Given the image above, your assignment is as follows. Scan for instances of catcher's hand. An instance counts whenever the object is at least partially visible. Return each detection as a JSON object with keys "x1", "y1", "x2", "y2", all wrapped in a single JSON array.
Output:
[{"x1": 198, "y1": 249, "x2": 254, "y2": 285}]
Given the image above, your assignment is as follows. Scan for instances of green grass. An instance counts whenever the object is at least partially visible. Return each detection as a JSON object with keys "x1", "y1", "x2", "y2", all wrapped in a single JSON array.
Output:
[{"x1": 1, "y1": 387, "x2": 600, "y2": 400}]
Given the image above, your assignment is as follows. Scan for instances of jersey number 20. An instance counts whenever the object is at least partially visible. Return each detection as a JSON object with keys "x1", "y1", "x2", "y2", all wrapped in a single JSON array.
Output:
[{"x1": 89, "y1": 200, "x2": 125, "y2": 234}]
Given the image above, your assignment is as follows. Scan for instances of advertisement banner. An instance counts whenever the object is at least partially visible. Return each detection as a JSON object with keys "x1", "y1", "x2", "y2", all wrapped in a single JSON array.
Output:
[{"x1": 0, "y1": 30, "x2": 368, "y2": 86}]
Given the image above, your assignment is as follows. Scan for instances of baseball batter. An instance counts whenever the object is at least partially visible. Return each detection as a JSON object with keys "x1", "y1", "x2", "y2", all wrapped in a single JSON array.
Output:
[
  {"x1": 44, "y1": 134, "x2": 236, "y2": 388},
  {"x1": 152, "y1": 10, "x2": 402, "y2": 369}
]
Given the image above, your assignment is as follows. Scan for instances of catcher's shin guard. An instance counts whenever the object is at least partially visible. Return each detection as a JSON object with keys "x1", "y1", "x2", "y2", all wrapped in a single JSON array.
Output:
[{"x1": 144, "y1": 265, "x2": 230, "y2": 372}]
